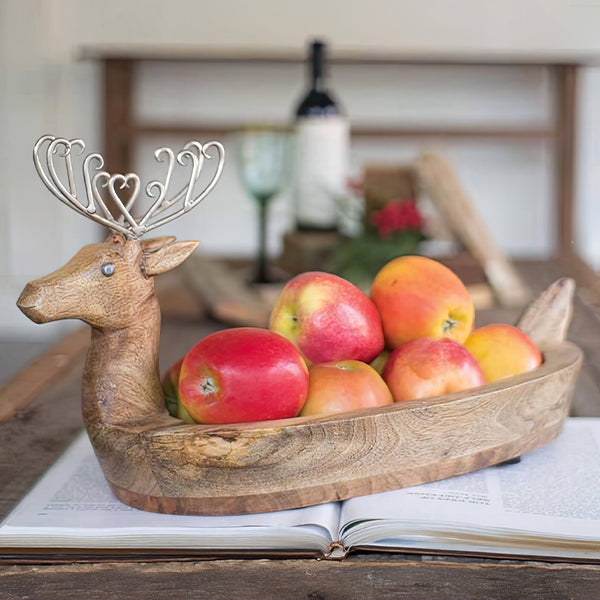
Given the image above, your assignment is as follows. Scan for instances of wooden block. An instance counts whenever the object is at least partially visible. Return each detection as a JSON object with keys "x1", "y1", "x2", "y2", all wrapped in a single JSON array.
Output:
[
  {"x1": 279, "y1": 230, "x2": 344, "y2": 275},
  {"x1": 363, "y1": 164, "x2": 416, "y2": 217}
]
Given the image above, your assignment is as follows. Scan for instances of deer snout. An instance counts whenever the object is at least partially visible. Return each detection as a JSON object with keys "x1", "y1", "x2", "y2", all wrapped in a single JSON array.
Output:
[{"x1": 17, "y1": 281, "x2": 54, "y2": 324}]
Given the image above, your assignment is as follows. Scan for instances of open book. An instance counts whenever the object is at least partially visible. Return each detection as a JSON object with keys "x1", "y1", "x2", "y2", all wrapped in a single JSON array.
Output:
[{"x1": 1, "y1": 418, "x2": 600, "y2": 562}]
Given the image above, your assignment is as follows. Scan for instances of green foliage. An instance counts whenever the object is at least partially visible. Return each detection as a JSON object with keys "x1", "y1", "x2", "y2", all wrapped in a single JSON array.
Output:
[{"x1": 333, "y1": 229, "x2": 425, "y2": 287}]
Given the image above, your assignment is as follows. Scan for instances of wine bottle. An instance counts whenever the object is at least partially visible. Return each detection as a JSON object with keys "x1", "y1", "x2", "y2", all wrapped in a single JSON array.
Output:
[{"x1": 293, "y1": 39, "x2": 350, "y2": 231}]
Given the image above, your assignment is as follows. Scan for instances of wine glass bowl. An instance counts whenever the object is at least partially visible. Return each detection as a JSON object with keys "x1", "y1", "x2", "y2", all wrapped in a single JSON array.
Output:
[{"x1": 235, "y1": 126, "x2": 290, "y2": 284}]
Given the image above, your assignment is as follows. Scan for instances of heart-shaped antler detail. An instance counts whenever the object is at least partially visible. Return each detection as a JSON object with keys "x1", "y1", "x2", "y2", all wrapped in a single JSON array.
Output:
[{"x1": 33, "y1": 135, "x2": 225, "y2": 239}]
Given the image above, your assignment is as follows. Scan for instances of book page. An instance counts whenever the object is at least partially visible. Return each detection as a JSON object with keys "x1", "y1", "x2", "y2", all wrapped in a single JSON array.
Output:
[
  {"x1": 339, "y1": 418, "x2": 600, "y2": 558},
  {"x1": 0, "y1": 430, "x2": 340, "y2": 553}
]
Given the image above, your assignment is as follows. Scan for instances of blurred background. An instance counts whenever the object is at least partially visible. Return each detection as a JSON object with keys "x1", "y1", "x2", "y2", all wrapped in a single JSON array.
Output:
[{"x1": 2, "y1": 0, "x2": 600, "y2": 350}]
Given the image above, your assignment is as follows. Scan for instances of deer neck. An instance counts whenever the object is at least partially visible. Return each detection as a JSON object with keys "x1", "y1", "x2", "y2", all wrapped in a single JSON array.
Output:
[{"x1": 82, "y1": 289, "x2": 165, "y2": 426}]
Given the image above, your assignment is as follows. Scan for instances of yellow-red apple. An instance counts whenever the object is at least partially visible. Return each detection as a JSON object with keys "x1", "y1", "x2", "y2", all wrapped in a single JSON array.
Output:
[
  {"x1": 300, "y1": 360, "x2": 393, "y2": 417},
  {"x1": 464, "y1": 323, "x2": 542, "y2": 383},
  {"x1": 179, "y1": 327, "x2": 309, "y2": 424},
  {"x1": 383, "y1": 337, "x2": 485, "y2": 402},
  {"x1": 269, "y1": 271, "x2": 385, "y2": 364},
  {"x1": 370, "y1": 255, "x2": 474, "y2": 348}
]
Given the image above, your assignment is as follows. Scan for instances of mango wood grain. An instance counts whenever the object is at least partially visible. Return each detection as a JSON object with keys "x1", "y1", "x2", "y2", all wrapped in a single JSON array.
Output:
[
  {"x1": 87, "y1": 341, "x2": 581, "y2": 515},
  {"x1": 17, "y1": 231, "x2": 582, "y2": 516}
]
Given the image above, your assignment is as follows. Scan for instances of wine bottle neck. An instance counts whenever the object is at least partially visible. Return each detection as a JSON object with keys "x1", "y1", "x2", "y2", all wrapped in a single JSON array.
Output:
[
  {"x1": 311, "y1": 72, "x2": 325, "y2": 92},
  {"x1": 310, "y1": 41, "x2": 326, "y2": 92}
]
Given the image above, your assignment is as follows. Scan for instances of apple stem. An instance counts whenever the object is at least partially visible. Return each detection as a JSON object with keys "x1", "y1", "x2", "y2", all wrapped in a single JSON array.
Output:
[
  {"x1": 443, "y1": 318, "x2": 458, "y2": 333},
  {"x1": 200, "y1": 377, "x2": 217, "y2": 395}
]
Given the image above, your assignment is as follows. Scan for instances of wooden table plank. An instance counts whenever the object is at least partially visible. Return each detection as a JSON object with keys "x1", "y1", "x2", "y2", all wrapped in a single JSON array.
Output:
[
  {"x1": 0, "y1": 328, "x2": 90, "y2": 424},
  {"x1": 0, "y1": 359, "x2": 85, "y2": 517},
  {"x1": 1, "y1": 555, "x2": 600, "y2": 600}
]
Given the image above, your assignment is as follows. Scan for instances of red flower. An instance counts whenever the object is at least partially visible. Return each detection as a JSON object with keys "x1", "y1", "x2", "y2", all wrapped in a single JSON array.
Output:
[{"x1": 370, "y1": 200, "x2": 423, "y2": 238}]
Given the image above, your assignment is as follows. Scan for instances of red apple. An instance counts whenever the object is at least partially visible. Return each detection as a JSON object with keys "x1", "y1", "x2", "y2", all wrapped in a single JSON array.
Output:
[
  {"x1": 179, "y1": 327, "x2": 309, "y2": 424},
  {"x1": 383, "y1": 337, "x2": 485, "y2": 402},
  {"x1": 370, "y1": 255, "x2": 474, "y2": 348},
  {"x1": 300, "y1": 360, "x2": 394, "y2": 417},
  {"x1": 464, "y1": 323, "x2": 542, "y2": 383},
  {"x1": 269, "y1": 271, "x2": 385, "y2": 364}
]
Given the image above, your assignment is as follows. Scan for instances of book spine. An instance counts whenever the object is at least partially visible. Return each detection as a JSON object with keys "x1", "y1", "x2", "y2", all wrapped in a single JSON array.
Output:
[{"x1": 324, "y1": 541, "x2": 348, "y2": 560}]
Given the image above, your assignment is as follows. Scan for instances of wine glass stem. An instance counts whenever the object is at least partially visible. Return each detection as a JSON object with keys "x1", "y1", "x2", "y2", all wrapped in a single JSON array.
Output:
[{"x1": 255, "y1": 196, "x2": 271, "y2": 284}]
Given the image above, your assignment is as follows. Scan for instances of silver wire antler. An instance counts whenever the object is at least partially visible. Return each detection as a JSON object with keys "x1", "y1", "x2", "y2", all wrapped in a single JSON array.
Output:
[{"x1": 33, "y1": 135, "x2": 225, "y2": 239}]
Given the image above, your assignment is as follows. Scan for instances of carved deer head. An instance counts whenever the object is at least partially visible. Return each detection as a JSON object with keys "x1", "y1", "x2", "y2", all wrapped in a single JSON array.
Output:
[
  {"x1": 17, "y1": 234, "x2": 199, "y2": 329},
  {"x1": 17, "y1": 136, "x2": 225, "y2": 425}
]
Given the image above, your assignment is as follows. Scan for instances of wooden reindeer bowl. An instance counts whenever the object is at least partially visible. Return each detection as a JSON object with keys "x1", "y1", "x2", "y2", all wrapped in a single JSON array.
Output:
[
  {"x1": 17, "y1": 136, "x2": 582, "y2": 515},
  {"x1": 111, "y1": 347, "x2": 581, "y2": 517}
]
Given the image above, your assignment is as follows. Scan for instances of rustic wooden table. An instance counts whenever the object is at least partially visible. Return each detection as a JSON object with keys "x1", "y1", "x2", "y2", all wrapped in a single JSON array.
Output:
[{"x1": 1, "y1": 260, "x2": 600, "y2": 600}]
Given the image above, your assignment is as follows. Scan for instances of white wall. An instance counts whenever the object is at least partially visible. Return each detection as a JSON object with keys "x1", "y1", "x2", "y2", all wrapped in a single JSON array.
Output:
[
  {"x1": 2, "y1": 0, "x2": 600, "y2": 341},
  {"x1": 0, "y1": 0, "x2": 102, "y2": 341},
  {"x1": 67, "y1": 0, "x2": 600, "y2": 58},
  {"x1": 575, "y1": 67, "x2": 600, "y2": 268}
]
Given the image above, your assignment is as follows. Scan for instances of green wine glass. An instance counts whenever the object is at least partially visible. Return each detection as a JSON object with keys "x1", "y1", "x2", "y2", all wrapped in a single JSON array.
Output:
[{"x1": 235, "y1": 126, "x2": 290, "y2": 284}]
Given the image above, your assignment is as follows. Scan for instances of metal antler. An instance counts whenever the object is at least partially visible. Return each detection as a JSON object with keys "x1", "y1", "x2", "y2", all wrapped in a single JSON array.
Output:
[{"x1": 33, "y1": 135, "x2": 225, "y2": 239}]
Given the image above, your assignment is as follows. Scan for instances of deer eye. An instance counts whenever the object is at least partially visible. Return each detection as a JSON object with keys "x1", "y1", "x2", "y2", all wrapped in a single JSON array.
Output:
[{"x1": 101, "y1": 263, "x2": 115, "y2": 277}]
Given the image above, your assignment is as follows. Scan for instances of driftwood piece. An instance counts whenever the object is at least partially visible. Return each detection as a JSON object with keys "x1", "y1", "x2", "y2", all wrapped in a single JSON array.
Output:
[
  {"x1": 183, "y1": 255, "x2": 271, "y2": 327},
  {"x1": 415, "y1": 152, "x2": 531, "y2": 307},
  {"x1": 154, "y1": 267, "x2": 206, "y2": 321},
  {"x1": 17, "y1": 233, "x2": 582, "y2": 515}
]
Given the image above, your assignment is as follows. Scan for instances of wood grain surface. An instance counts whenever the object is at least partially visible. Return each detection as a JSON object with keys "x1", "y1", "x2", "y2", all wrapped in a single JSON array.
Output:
[
  {"x1": 13, "y1": 234, "x2": 584, "y2": 515},
  {"x1": 0, "y1": 327, "x2": 90, "y2": 424},
  {"x1": 2, "y1": 554, "x2": 600, "y2": 600},
  {"x1": 98, "y1": 342, "x2": 581, "y2": 515},
  {"x1": 93, "y1": 273, "x2": 580, "y2": 515}
]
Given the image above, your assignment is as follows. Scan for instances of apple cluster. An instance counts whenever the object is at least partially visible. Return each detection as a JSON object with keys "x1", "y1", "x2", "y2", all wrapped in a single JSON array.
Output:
[{"x1": 163, "y1": 256, "x2": 542, "y2": 425}]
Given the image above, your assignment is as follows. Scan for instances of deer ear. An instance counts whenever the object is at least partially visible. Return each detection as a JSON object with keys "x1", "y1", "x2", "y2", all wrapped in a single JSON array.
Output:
[
  {"x1": 143, "y1": 240, "x2": 199, "y2": 276},
  {"x1": 141, "y1": 236, "x2": 177, "y2": 253}
]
